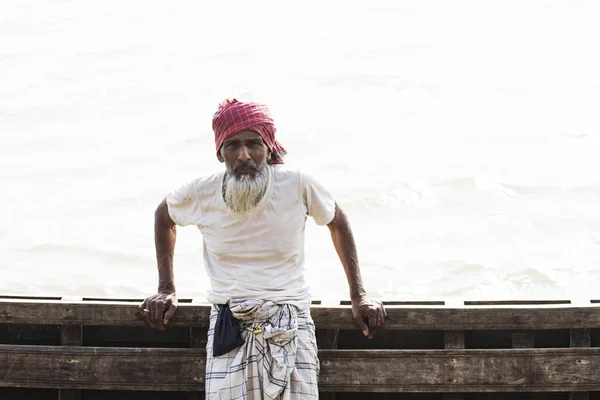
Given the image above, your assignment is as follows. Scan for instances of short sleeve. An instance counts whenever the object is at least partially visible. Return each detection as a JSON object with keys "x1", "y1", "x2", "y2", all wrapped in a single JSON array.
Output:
[
  {"x1": 166, "y1": 179, "x2": 202, "y2": 227},
  {"x1": 301, "y1": 171, "x2": 336, "y2": 226}
]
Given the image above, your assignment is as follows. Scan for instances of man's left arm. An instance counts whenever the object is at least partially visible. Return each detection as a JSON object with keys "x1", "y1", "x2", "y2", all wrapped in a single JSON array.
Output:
[{"x1": 327, "y1": 202, "x2": 387, "y2": 338}]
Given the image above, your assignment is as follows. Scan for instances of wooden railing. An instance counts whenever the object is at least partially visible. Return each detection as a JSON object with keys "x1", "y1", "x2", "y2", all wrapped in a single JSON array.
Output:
[{"x1": 1, "y1": 297, "x2": 599, "y2": 399}]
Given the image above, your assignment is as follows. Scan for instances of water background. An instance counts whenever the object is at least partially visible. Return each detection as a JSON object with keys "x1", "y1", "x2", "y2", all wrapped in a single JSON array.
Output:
[{"x1": 1, "y1": 0, "x2": 599, "y2": 303}]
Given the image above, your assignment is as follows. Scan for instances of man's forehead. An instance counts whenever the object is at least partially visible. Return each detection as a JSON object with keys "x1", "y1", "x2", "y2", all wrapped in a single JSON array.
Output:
[{"x1": 224, "y1": 130, "x2": 262, "y2": 142}]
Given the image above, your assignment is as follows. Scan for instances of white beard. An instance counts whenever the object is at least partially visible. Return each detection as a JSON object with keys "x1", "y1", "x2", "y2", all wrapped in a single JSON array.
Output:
[{"x1": 223, "y1": 164, "x2": 270, "y2": 215}]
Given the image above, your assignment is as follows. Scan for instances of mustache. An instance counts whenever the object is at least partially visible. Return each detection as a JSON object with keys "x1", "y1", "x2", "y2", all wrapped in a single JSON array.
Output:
[{"x1": 233, "y1": 161, "x2": 259, "y2": 174}]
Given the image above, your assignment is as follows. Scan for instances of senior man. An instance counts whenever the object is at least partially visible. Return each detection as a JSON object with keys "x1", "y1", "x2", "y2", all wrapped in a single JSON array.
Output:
[{"x1": 140, "y1": 98, "x2": 386, "y2": 399}]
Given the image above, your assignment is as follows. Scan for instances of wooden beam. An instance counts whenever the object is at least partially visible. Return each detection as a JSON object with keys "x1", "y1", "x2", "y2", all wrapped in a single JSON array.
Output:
[
  {"x1": 1, "y1": 345, "x2": 600, "y2": 392},
  {"x1": 320, "y1": 348, "x2": 600, "y2": 392},
  {"x1": 2, "y1": 300, "x2": 600, "y2": 330}
]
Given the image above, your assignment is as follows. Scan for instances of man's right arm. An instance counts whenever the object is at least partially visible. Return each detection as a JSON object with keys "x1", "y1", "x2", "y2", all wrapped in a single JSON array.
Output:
[{"x1": 139, "y1": 198, "x2": 178, "y2": 331}]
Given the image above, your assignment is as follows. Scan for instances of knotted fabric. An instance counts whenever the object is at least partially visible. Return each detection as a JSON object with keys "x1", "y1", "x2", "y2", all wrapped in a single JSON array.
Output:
[
  {"x1": 205, "y1": 299, "x2": 319, "y2": 399},
  {"x1": 212, "y1": 98, "x2": 287, "y2": 164}
]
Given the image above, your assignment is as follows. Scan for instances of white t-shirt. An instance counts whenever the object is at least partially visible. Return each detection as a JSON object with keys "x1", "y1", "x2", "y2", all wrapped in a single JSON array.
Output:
[{"x1": 166, "y1": 165, "x2": 336, "y2": 308}]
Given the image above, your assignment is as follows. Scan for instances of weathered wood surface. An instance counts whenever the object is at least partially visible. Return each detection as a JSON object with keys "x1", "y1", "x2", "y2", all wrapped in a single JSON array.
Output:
[
  {"x1": 2, "y1": 300, "x2": 600, "y2": 330},
  {"x1": 321, "y1": 348, "x2": 600, "y2": 392},
  {"x1": 1, "y1": 345, "x2": 600, "y2": 392}
]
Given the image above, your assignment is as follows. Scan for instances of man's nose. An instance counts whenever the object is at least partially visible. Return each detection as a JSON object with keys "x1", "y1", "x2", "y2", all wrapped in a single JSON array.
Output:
[{"x1": 237, "y1": 145, "x2": 251, "y2": 161}]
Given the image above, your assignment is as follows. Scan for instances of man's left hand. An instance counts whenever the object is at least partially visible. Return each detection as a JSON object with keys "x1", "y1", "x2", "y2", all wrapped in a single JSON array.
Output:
[{"x1": 351, "y1": 295, "x2": 387, "y2": 339}]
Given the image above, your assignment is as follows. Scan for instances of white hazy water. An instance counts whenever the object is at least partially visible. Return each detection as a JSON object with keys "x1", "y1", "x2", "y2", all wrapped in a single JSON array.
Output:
[{"x1": 1, "y1": 0, "x2": 599, "y2": 302}]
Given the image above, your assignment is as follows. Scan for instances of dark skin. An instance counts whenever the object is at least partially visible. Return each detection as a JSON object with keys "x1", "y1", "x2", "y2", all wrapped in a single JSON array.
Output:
[{"x1": 140, "y1": 130, "x2": 386, "y2": 337}]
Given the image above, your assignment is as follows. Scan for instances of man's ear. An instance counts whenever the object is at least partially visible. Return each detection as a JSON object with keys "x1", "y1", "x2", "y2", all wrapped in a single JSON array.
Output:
[{"x1": 216, "y1": 150, "x2": 224, "y2": 163}]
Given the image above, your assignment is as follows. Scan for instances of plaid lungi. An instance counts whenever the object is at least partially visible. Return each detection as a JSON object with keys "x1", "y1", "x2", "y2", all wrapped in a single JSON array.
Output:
[{"x1": 205, "y1": 299, "x2": 320, "y2": 399}]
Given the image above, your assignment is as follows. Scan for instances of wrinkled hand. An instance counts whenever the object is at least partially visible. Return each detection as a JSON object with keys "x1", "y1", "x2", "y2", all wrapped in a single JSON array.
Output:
[
  {"x1": 351, "y1": 296, "x2": 387, "y2": 339},
  {"x1": 138, "y1": 292, "x2": 178, "y2": 331}
]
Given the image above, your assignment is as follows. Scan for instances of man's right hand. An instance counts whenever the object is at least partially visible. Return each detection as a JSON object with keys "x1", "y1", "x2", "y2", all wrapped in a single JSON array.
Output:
[{"x1": 139, "y1": 292, "x2": 178, "y2": 331}]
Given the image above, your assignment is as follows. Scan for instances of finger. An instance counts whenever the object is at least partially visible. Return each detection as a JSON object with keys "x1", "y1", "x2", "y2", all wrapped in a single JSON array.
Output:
[
  {"x1": 138, "y1": 299, "x2": 147, "y2": 313},
  {"x1": 139, "y1": 299, "x2": 153, "y2": 327},
  {"x1": 379, "y1": 308, "x2": 386, "y2": 326},
  {"x1": 163, "y1": 302, "x2": 177, "y2": 325},
  {"x1": 157, "y1": 301, "x2": 167, "y2": 331},
  {"x1": 381, "y1": 302, "x2": 387, "y2": 318},
  {"x1": 151, "y1": 301, "x2": 164, "y2": 331},
  {"x1": 136, "y1": 303, "x2": 144, "y2": 319},
  {"x1": 368, "y1": 327, "x2": 377, "y2": 339},
  {"x1": 367, "y1": 313, "x2": 377, "y2": 332},
  {"x1": 143, "y1": 306, "x2": 155, "y2": 329},
  {"x1": 354, "y1": 315, "x2": 369, "y2": 337}
]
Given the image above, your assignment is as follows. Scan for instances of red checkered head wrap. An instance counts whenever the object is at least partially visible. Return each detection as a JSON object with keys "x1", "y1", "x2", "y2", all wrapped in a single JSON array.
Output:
[{"x1": 212, "y1": 98, "x2": 287, "y2": 165}]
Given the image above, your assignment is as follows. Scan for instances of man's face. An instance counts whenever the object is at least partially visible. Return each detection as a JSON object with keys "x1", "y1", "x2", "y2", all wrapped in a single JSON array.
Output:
[{"x1": 218, "y1": 130, "x2": 270, "y2": 179}]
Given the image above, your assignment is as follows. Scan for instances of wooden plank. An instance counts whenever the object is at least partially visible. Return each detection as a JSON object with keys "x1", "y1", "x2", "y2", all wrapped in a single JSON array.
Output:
[
  {"x1": 2, "y1": 300, "x2": 600, "y2": 330},
  {"x1": 320, "y1": 348, "x2": 600, "y2": 392},
  {"x1": 0, "y1": 301, "x2": 209, "y2": 327},
  {"x1": 1, "y1": 346, "x2": 600, "y2": 392}
]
